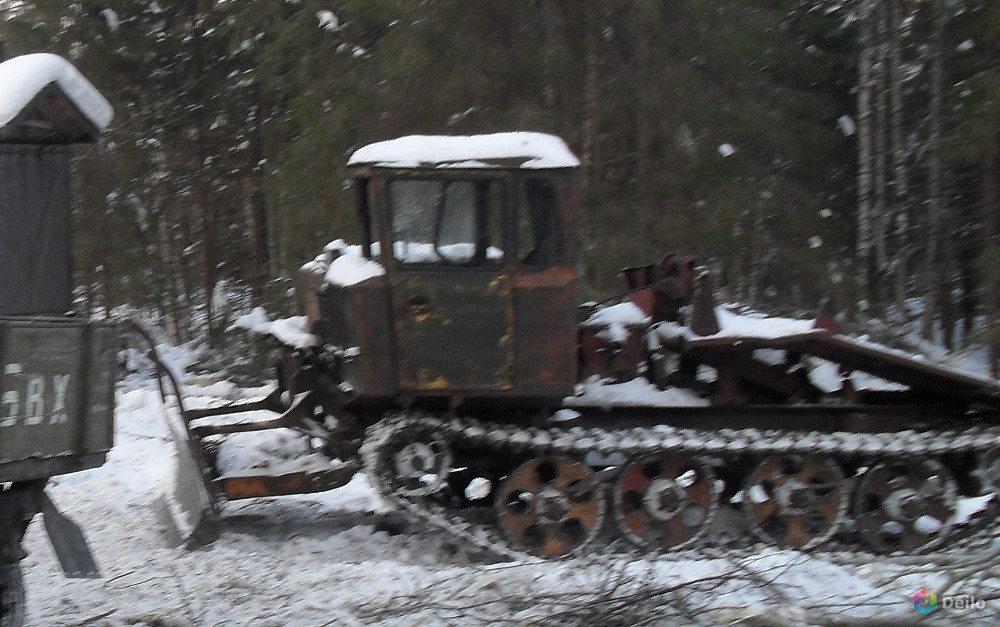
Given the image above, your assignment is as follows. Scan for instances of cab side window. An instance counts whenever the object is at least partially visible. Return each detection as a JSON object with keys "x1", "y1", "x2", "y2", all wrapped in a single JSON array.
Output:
[{"x1": 516, "y1": 178, "x2": 561, "y2": 267}]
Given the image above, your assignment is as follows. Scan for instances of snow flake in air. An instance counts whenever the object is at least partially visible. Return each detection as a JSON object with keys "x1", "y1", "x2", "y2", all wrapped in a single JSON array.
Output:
[
  {"x1": 837, "y1": 114, "x2": 856, "y2": 136},
  {"x1": 317, "y1": 10, "x2": 340, "y2": 31},
  {"x1": 717, "y1": 143, "x2": 736, "y2": 157},
  {"x1": 101, "y1": 8, "x2": 119, "y2": 31}
]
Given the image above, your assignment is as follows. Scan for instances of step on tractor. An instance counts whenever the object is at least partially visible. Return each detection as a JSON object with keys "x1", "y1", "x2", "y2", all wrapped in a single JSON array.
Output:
[{"x1": 154, "y1": 132, "x2": 1000, "y2": 560}]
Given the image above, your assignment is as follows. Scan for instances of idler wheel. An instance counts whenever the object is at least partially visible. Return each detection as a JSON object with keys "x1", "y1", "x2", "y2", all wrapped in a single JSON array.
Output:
[
  {"x1": 497, "y1": 457, "x2": 605, "y2": 558},
  {"x1": 382, "y1": 423, "x2": 452, "y2": 497},
  {"x1": 614, "y1": 452, "x2": 717, "y2": 550},
  {"x1": 854, "y1": 458, "x2": 956, "y2": 553},
  {"x1": 742, "y1": 454, "x2": 846, "y2": 550}
]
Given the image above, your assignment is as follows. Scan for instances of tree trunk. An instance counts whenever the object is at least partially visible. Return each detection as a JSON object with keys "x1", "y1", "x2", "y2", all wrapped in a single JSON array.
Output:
[
  {"x1": 921, "y1": 1, "x2": 947, "y2": 344},
  {"x1": 581, "y1": 9, "x2": 600, "y2": 190},
  {"x1": 985, "y1": 145, "x2": 1000, "y2": 376},
  {"x1": 856, "y1": 0, "x2": 876, "y2": 306},
  {"x1": 888, "y1": 0, "x2": 909, "y2": 312}
]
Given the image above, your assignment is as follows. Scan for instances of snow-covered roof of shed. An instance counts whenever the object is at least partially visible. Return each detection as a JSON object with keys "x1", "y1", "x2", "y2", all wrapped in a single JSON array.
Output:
[
  {"x1": 0, "y1": 53, "x2": 113, "y2": 144},
  {"x1": 347, "y1": 132, "x2": 580, "y2": 170}
]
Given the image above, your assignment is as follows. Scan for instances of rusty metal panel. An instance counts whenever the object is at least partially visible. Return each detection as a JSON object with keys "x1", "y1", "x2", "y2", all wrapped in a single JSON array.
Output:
[
  {"x1": 349, "y1": 279, "x2": 396, "y2": 396},
  {"x1": 684, "y1": 330, "x2": 1000, "y2": 408},
  {"x1": 512, "y1": 267, "x2": 577, "y2": 395},
  {"x1": 0, "y1": 318, "x2": 116, "y2": 473},
  {"x1": 393, "y1": 271, "x2": 514, "y2": 392},
  {"x1": 215, "y1": 462, "x2": 357, "y2": 500}
]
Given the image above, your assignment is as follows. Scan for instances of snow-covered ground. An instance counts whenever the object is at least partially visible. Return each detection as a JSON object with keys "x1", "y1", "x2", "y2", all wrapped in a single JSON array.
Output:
[{"x1": 19, "y1": 378, "x2": 1000, "y2": 626}]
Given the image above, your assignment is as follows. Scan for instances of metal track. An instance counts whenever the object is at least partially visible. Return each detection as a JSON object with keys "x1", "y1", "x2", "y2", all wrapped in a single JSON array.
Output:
[{"x1": 361, "y1": 412, "x2": 1000, "y2": 564}]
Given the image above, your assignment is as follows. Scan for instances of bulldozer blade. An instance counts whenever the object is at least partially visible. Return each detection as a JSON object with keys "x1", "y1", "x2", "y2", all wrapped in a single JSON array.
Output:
[
  {"x1": 36, "y1": 492, "x2": 99, "y2": 578},
  {"x1": 155, "y1": 401, "x2": 221, "y2": 548}
]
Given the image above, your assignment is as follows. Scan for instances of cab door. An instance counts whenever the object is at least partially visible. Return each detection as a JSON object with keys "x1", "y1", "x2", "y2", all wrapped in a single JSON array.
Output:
[{"x1": 387, "y1": 177, "x2": 513, "y2": 392}]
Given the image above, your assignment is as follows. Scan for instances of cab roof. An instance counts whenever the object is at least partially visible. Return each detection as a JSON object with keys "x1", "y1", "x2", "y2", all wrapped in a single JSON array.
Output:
[{"x1": 347, "y1": 132, "x2": 579, "y2": 170}]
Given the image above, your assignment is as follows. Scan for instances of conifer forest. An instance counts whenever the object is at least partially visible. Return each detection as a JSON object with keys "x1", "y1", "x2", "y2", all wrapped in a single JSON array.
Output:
[{"x1": 1, "y1": 1, "x2": 998, "y2": 370}]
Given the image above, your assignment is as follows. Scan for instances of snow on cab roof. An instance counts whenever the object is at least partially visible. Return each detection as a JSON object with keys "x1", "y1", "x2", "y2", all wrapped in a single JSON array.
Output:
[
  {"x1": 347, "y1": 132, "x2": 580, "y2": 169},
  {"x1": 0, "y1": 53, "x2": 113, "y2": 142}
]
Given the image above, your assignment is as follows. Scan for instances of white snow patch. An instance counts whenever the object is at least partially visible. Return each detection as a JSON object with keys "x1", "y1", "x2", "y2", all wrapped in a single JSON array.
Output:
[
  {"x1": 101, "y1": 8, "x2": 119, "y2": 30},
  {"x1": 388, "y1": 241, "x2": 504, "y2": 265},
  {"x1": 316, "y1": 10, "x2": 339, "y2": 31},
  {"x1": 713, "y1": 307, "x2": 816, "y2": 339},
  {"x1": 348, "y1": 132, "x2": 580, "y2": 169},
  {"x1": 326, "y1": 245, "x2": 386, "y2": 286},
  {"x1": 837, "y1": 114, "x2": 856, "y2": 136},
  {"x1": 914, "y1": 515, "x2": 944, "y2": 535},
  {"x1": 581, "y1": 302, "x2": 649, "y2": 345},
  {"x1": 213, "y1": 428, "x2": 318, "y2": 477},
  {"x1": 231, "y1": 307, "x2": 318, "y2": 349},
  {"x1": 717, "y1": 143, "x2": 736, "y2": 157},
  {"x1": 0, "y1": 53, "x2": 113, "y2": 132},
  {"x1": 953, "y1": 494, "x2": 992, "y2": 525},
  {"x1": 566, "y1": 376, "x2": 710, "y2": 408}
]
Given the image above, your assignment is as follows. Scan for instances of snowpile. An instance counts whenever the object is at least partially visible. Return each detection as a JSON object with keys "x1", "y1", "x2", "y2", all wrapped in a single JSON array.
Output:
[
  {"x1": 300, "y1": 239, "x2": 386, "y2": 287},
  {"x1": 566, "y1": 376, "x2": 710, "y2": 408},
  {"x1": 713, "y1": 306, "x2": 816, "y2": 338},
  {"x1": 581, "y1": 301, "x2": 649, "y2": 344},
  {"x1": 230, "y1": 307, "x2": 317, "y2": 349},
  {"x1": 386, "y1": 241, "x2": 505, "y2": 264},
  {"x1": 347, "y1": 132, "x2": 580, "y2": 169},
  {"x1": 212, "y1": 428, "x2": 325, "y2": 478},
  {"x1": 0, "y1": 53, "x2": 113, "y2": 131}
]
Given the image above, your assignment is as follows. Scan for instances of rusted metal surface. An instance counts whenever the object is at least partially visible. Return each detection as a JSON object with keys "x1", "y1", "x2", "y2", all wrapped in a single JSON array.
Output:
[
  {"x1": 511, "y1": 267, "x2": 577, "y2": 395},
  {"x1": 683, "y1": 329, "x2": 1000, "y2": 408},
  {"x1": 742, "y1": 454, "x2": 847, "y2": 550},
  {"x1": 613, "y1": 452, "x2": 716, "y2": 549},
  {"x1": 215, "y1": 461, "x2": 359, "y2": 500},
  {"x1": 348, "y1": 280, "x2": 396, "y2": 397},
  {"x1": 497, "y1": 456, "x2": 604, "y2": 558},
  {"x1": 622, "y1": 253, "x2": 698, "y2": 323},
  {"x1": 393, "y1": 271, "x2": 514, "y2": 393},
  {"x1": 578, "y1": 327, "x2": 644, "y2": 383}
]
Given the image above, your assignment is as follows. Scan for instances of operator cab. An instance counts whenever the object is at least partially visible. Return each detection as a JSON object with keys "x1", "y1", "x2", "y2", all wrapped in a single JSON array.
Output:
[{"x1": 317, "y1": 133, "x2": 581, "y2": 409}]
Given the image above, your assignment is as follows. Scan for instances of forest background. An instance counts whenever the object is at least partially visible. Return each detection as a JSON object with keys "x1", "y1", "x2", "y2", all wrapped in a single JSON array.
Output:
[{"x1": 0, "y1": 0, "x2": 998, "y2": 373}]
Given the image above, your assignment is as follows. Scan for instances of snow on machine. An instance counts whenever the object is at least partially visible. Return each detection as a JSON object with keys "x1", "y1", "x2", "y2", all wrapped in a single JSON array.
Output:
[
  {"x1": 155, "y1": 132, "x2": 1000, "y2": 559},
  {"x1": 0, "y1": 54, "x2": 117, "y2": 626}
]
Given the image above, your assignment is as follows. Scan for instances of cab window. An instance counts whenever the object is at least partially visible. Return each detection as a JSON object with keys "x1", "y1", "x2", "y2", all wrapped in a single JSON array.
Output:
[
  {"x1": 388, "y1": 179, "x2": 504, "y2": 266},
  {"x1": 516, "y1": 178, "x2": 561, "y2": 267}
]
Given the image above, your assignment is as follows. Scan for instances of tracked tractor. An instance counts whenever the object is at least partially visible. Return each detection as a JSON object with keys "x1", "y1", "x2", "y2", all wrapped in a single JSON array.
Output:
[{"x1": 156, "y1": 132, "x2": 1000, "y2": 559}]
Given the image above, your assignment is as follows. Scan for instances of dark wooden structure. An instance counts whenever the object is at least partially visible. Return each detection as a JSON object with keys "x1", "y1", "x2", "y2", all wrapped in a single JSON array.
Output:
[{"x1": 0, "y1": 60, "x2": 106, "y2": 315}]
